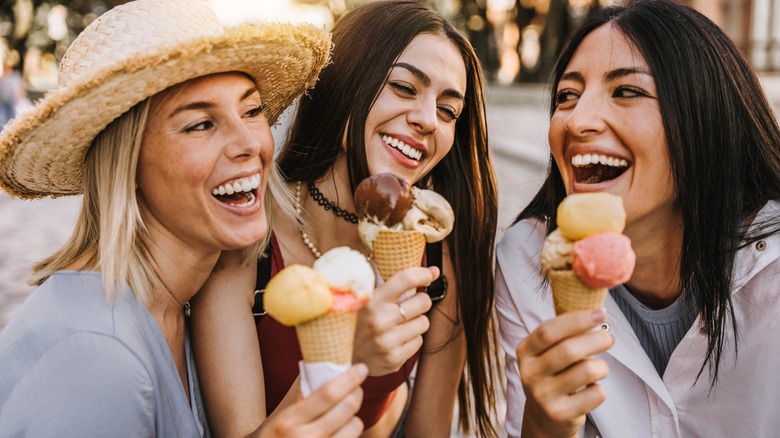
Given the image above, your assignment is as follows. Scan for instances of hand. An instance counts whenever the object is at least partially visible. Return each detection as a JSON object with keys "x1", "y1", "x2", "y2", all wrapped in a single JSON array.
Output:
[
  {"x1": 517, "y1": 310, "x2": 613, "y2": 438},
  {"x1": 353, "y1": 266, "x2": 438, "y2": 376},
  {"x1": 254, "y1": 364, "x2": 368, "y2": 438}
]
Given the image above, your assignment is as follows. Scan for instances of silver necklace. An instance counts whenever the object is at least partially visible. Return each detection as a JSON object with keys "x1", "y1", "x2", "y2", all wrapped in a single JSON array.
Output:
[{"x1": 161, "y1": 279, "x2": 191, "y2": 316}]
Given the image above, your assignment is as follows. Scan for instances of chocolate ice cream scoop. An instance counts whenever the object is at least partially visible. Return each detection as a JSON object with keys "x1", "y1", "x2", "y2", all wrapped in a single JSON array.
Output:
[{"x1": 354, "y1": 173, "x2": 413, "y2": 226}]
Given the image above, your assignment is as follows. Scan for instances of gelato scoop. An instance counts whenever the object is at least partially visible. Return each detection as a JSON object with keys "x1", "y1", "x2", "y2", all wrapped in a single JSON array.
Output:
[
  {"x1": 313, "y1": 246, "x2": 376, "y2": 310},
  {"x1": 556, "y1": 192, "x2": 626, "y2": 240},
  {"x1": 264, "y1": 265, "x2": 333, "y2": 326},
  {"x1": 540, "y1": 228, "x2": 574, "y2": 275},
  {"x1": 572, "y1": 232, "x2": 636, "y2": 289},
  {"x1": 354, "y1": 173, "x2": 413, "y2": 228},
  {"x1": 402, "y1": 187, "x2": 455, "y2": 243}
]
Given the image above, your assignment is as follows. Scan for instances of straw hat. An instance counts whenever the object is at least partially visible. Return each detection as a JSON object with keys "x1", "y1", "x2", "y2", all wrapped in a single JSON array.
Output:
[{"x1": 0, "y1": 0, "x2": 331, "y2": 199}]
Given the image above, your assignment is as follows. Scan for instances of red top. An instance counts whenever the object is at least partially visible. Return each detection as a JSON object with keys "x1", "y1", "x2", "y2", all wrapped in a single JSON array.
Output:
[{"x1": 258, "y1": 235, "x2": 420, "y2": 428}]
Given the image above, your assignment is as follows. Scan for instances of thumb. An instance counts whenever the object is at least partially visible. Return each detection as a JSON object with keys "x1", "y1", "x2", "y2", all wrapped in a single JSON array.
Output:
[{"x1": 374, "y1": 266, "x2": 439, "y2": 303}]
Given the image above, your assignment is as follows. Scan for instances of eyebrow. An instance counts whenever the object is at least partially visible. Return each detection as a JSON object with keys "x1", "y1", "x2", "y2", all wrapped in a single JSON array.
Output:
[
  {"x1": 393, "y1": 62, "x2": 465, "y2": 101},
  {"x1": 169, "y1": 85, "x2": 260, "y2": 118},
  {"x1": 560, "y1": 67, "x2": 652, "y2": 84}
]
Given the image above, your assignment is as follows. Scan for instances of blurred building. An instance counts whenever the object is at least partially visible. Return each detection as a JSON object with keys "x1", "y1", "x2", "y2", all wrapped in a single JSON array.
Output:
[{"x1": 0, "y1": 0, "x2": 778, "y2": 96}]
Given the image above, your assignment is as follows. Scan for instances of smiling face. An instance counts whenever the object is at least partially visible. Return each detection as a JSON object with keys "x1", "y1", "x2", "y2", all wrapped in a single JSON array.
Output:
[
  {"x1": 550, "y1": 23, "x2": 678, "y2": 231},
  {"x1": 363, "y1": 32, "x2": 467, "y2": 184},
  {"x1": 137, "y1": 72, "x2": 273, "y2": 254}
]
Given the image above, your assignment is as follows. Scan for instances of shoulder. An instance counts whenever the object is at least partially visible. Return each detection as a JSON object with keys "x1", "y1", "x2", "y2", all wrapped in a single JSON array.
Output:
[{"x1": 0, "y1": 331, "x2": 155, "y2": 436}]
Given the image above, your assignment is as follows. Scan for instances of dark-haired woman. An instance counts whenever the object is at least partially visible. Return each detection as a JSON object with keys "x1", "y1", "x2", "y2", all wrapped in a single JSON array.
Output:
[
  {"x1": 496, "y1": 0, "x2": 780, "y2": 436},
  {"x1": 193, "y1": 1, "x2": 500, "y2": 437}
]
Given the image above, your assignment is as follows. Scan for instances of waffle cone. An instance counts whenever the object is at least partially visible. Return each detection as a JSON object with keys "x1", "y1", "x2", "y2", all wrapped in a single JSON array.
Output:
[
  {"x1": 372, "y1": 229, "x2": 427, "y2": 281},
  {"x1": 295, "y1": 310, "x2": 357, "y2": 364},
  {"x1": 548, "y1": 270, "x2": 608, "y2": 315}
]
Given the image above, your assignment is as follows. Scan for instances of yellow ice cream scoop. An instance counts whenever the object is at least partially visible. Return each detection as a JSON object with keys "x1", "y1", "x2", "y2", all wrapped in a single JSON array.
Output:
[
  {"x1": 556, "y1": 192, "x2": 626, "y2": 240},
  {"x1": 264, "y1": 264, "x2": 333, "y2": 326}
]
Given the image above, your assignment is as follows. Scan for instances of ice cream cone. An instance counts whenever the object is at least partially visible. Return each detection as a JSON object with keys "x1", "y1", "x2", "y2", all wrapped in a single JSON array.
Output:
[
  {"x1": 548, "y1": 269, "x2": 608, "y2": 315},
  {"x1": 372, "y1": 229, "x2": 426, "y2": 281},
  {"x1": 295, "y1": 310, "x2": 358, "y2": 364}
]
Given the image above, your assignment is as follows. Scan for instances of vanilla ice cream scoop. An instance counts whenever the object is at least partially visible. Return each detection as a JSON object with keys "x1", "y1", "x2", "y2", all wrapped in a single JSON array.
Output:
[
  {"x1": 540, "y1": 228, "x2": 574, "y2": 275},
  {"x1": 402, "y1": 187, "x2": 454, "y2": 243},
  {"x1": 312, "y1": 246, "x2": 375, "y2": 299}
]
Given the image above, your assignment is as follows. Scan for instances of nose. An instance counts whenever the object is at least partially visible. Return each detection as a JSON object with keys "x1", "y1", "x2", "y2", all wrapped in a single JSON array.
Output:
[
  {"x1": 407, "y1": 96, "x2": 438, "y2": 135},
  {"x1": 226, "y1": 117, "x2": 271, "y2": 161},
  {"x1": 564, "y1": 91, "x2": 607, "y2": 137}
]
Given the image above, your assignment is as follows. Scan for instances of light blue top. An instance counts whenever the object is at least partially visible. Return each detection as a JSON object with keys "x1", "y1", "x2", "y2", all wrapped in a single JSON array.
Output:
[{"x1": 0, "y1": 271, "x2": 209, "y2": 437}]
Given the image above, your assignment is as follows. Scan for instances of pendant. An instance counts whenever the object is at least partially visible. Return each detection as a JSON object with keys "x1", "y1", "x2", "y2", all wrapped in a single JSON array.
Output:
[{"x1": 183, "y1": 302, "x2": 191, "y2": 317}]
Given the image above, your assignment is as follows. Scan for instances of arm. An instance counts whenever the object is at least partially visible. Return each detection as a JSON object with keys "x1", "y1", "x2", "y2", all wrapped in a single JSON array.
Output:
[
  {"x1": 0, "y1": 333, "x2": 155, "y2": 437},
  {"x1": 190, "y1": 250, "x2": 267, "y2": 437},
  {"x1": 405, "y1": 242, "x2": 466, "y2": 436}
]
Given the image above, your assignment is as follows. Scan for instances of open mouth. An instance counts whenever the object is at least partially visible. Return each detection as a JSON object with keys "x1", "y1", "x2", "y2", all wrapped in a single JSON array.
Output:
[
  {"x1": 382, "y1": 134, "x2": 423, "y2": 161},
  {"x1": 571, "y1": 153, "x2": 629, "y2": 184},
  {"x1": 211, "y1": 173, "x2": 261, "y2": 207}
]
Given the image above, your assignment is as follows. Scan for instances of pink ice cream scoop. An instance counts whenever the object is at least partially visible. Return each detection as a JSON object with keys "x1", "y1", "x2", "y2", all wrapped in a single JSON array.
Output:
[{"x1": 572, "y1": 232, "x2": 636, "y2": 288}]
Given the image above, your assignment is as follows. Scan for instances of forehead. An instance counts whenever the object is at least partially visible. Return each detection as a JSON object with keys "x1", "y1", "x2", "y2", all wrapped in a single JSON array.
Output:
[
  {"x1": 395, "y1": 33, "x2": 467, "y2": 91},
  {"x1": 566, "y1": 23, "x2": 649, "y2": 74}
]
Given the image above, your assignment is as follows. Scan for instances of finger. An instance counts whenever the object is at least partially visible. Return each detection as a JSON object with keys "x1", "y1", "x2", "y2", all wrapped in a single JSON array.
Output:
[
  {"x1": 518, "y1": 309, "x2": 607, "y2": 357},
  {"x1": 295, "y1": 364, "x2": 368, "y2": 419},
  {"x1": 553, "y1": 357, "x2": 610, "y2": 395},
  {"x1": 373, "y1": 267, "x2": 438, "y2": 303},
  {"x1": 305, "y1": 386, "x2": 364, "y2": 435},
  {"x1": 558, "y1": 382, "x2": 607, "y2": 419},
  {"x1": 544, "y1": 331, "x2": 613, "y2": 376},
  {"x1": 330, "y1": 417, "x2": 365, "y2": 438},
  {"x1": 397, "y1": 292, "x2": 432, "y2": 322}
]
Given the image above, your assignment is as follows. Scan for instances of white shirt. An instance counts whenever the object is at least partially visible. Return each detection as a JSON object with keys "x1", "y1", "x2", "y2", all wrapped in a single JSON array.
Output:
[{"x1": 496, "y1": 201, "x2": 780, "y2": 438}]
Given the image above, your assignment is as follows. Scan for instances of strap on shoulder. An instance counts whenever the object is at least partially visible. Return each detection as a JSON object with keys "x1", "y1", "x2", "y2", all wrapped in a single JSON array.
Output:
[
  {"x1": 252, "y1": 241, "x2": 274, "y2": 324},
  {"x1": 425, "y1": 241, "x2": 448, "y2": 302}
]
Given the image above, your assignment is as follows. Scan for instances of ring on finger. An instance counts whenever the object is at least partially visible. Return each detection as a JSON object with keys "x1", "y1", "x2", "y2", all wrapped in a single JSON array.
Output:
[{"x1": 398, "y1": 304, "x2": 408, "y2": 323}]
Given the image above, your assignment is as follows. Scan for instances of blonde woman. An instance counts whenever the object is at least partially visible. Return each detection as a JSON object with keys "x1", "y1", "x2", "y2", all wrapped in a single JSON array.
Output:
[{"x1": 0, "y1": 1, "x2": 367, "y2": 436}]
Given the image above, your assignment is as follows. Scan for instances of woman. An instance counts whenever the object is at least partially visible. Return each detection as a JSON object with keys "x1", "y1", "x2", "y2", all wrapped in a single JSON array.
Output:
[
  {"x1": 0, "y1": 1, "x2": 368, "y2": 436},
  {"x1": 496, "y1": 0, "x2": 780, "y2": 436},
  {"x1": 193, "y1": 1, "x2": 500, "y2": 436}
]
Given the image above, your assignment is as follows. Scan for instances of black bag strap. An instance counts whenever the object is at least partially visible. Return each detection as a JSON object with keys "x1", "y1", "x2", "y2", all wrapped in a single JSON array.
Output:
[
  {"x1": 252, "y1": 241, "x2": 447, "y2": 323},
  {"x1": 252, "y1": 241, "x2": 274, "y2": 324}
]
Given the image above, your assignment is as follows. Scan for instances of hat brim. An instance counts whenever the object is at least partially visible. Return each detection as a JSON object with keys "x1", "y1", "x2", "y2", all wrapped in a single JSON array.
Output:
[{"x1": 0, "y1": 22, "x2": 330, "y2": 199}]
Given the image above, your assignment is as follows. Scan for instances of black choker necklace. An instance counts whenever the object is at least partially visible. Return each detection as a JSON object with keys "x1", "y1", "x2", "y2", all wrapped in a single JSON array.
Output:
[{"x1": 308, "y1": 181, "x2": 358, "y2": 224}]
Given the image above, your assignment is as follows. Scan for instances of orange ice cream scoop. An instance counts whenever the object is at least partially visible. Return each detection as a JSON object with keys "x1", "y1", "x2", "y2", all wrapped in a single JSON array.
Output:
[
  {"x1": 557, "y1": 192, "x2": 626, "y2": 240},
  {"x1": 572, "y1": 232, "x2": 636, "y2": 288},
  {"x1": 264, "y1": 264, "x2": 333, "y2": 326}
]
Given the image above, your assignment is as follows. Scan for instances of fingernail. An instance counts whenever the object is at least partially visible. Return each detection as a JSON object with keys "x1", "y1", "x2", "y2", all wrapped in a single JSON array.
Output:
[
  {"x1": 354, "y1": 363, "x2": 368, "y2": 377},
  {"x1": 591, "y1": 309, "x2": 606, "y2": 322}
]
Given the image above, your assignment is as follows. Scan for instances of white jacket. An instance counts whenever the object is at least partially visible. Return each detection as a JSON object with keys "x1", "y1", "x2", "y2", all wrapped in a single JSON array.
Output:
[{"x1": 496, "y1": 201, "x2": 780, "y2": 438}]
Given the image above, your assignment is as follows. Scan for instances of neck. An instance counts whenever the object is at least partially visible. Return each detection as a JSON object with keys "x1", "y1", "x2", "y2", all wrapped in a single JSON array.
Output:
[
  {"x1": 283, "y1": 159, "x2": 369, "y2": 264},
  {"x1": 623, "y1": 209, "x2": 684, "y2": 309}
]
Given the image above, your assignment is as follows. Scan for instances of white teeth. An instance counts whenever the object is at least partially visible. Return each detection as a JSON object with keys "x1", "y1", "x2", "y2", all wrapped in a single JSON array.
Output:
[
  {"x1": 570, "y1": 154, "x2": 629, "y2": 168},
  {"x1": 382, "y1": 135, "x2": 422, "y2": 161},
  {"x1": 212, "y1": 172, "x2": 262, "y2": 197}
]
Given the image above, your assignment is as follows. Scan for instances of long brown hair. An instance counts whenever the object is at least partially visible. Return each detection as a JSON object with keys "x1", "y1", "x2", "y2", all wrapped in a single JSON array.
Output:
[{"x1": 277, "y1": 1, "x2": 499, "y2": 435}]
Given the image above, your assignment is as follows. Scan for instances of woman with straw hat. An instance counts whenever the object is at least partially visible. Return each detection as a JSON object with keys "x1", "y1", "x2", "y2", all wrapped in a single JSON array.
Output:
[{"x1": 0, "y1": 0, "x2": 367, "y2": 436}]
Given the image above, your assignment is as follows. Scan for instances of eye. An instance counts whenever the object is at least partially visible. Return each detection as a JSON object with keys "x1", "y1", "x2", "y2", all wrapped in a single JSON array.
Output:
[
  {"x1": 555, "y1": 89, "x2": 579, "y2": 107},
  {"x1": 438, "y1": 106, "x2": 459, "y2": 122},
  {"x1": 389, "y1": 81, "x2": 415, "y2": 96},
  {"x1": 613, "y1": 86, "x2": 648, "y2": 99},
  {"x1": 245, "y1": 103, "x2": 268, "y2": 119},
  {"x1": 183, "y1": 119, "x2": 213, "y2": 133}
]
